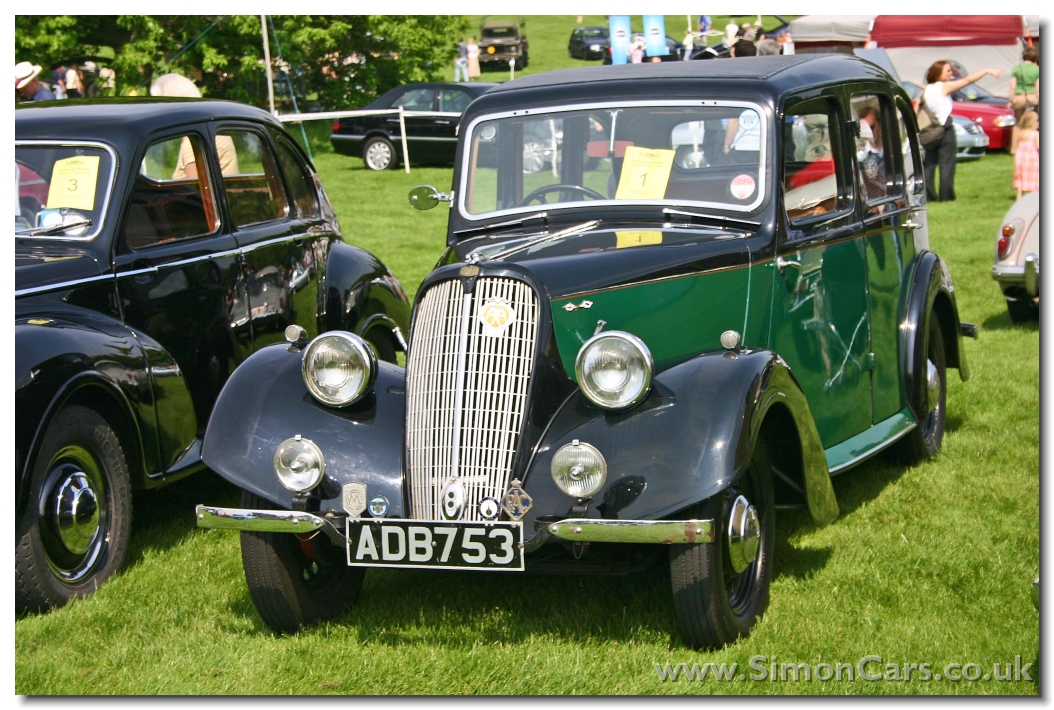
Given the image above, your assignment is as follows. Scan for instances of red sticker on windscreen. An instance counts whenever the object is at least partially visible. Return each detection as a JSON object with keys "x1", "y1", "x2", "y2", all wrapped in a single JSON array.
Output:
[{"x1": 730, "y1": 174, "x2": 756, "y2": 200}]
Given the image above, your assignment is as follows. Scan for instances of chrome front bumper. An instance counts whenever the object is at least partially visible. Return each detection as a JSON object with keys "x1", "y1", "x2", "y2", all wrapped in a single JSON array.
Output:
[{"x1": 195, "y1": 506, "x2": 715, "y2": 544}]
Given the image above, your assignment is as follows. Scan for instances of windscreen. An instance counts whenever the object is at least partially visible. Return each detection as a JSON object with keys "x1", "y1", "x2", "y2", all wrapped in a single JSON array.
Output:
[{"x1": 16, "y1": 143, "x2": 115, "y2": 239}]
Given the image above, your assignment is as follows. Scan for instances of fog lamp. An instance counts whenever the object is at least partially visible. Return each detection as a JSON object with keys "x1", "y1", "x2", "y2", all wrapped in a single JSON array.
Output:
[
  {"x1": 274, "y1": 436, "x2": 325, "y2": 492},
  {"x1": 551, "y1": 440, "x2": 607, "y2": 499}
]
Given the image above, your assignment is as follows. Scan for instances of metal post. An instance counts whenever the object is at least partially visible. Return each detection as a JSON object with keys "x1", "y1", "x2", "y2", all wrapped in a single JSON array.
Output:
[
  {"x1": 398, "y1": 106, "x2": 410, "y2": 174},
  {"x1": 261, "y1": 15, "x2": 275, "y2": 115},
  {"x1": 509, "y1": 58, "x2": 515, "y2": 81}
]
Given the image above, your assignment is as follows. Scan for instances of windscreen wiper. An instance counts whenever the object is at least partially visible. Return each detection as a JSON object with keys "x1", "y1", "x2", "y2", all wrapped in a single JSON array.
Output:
[
  {"x1": 469, "y1": 219, "x2": 601, "y2": 262},
  {"x1": 662, "y1": 208, "x2": 760, "y2": 232},
  {"x1": 16, "y1": 219, "x2": 93, "y2": 237},
  {"x1": 453, "y1": 211, "x2": 549, "y2": 238}
]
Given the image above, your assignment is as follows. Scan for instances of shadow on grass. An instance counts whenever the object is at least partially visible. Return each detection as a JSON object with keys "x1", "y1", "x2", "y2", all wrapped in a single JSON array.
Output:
[{"x1": 980, "y1": 310, "x2": 1039, "y2": 332}]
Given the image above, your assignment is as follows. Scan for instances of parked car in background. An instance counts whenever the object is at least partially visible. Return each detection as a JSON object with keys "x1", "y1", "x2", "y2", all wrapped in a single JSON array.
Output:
[
  {"x1": 330, "y1": 82, "x2": 498, "y2": 170},
  {"x1": 196, "y1": 56, "x2": 973, "y2": 650},
  {"x1": 603, "y1": 34, "x2": 684, "y2": 63},
  {"x1": 479, "y1": 17, "x2": 530, "y2": 70},
  {"x1": 992, "y1": 190, "x2": 1039, "y2": 322},
  {"x1": 951, "y1": 113, "x2": 989, "y2": 160},
  {"x1": 688, "y1": 41, "x2": 733, "y2": 60},
  {"x1": 902, "y1": 80, "x2": 1015, "y2": 150},
  {"x1": 15, "y1": 99, "x2": 411, "y2": 613},
  {"x1": 568, "y1": 26, "x2": 610, "y2": 60}
]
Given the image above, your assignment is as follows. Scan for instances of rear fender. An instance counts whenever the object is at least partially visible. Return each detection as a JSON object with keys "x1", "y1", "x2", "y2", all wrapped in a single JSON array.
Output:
[
  {"x1": 519, "y1": 349, "x2": 839, "y2": 537},
  {"x1": 200, "y1": 341, "x2": 407, "y2": 515}
]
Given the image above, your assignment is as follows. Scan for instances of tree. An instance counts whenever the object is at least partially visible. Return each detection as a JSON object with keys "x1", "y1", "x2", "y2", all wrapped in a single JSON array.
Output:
[{"x1": 15, "y1": 15, "x2": 468, "y2": 108}]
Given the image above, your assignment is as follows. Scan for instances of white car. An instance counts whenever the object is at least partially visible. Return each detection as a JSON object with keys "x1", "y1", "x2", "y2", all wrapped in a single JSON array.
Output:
[{"x1": 992, "y1": 191, "x2": 1039, "y2": 322}]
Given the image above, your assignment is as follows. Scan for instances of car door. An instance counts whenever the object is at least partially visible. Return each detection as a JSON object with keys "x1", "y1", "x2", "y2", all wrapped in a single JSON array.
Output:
[
  {"x1": 213, "y1": 124, "x2": 305, "y2": 353},
  {"x1": 435, "y1": 87, "x2": 476, "y2": 163},
  {"x1": 570, "y1": 29, "x2": 582, "y2": 57},
  {"x1": 387, "y1": 86, "x2": 440, "y2": 163},
  {"x1": 113, "y1": 128, "x2": 245, "y2": 453},
  {"x1": 769, "y1": 94, "x2": 873, "y2": 456}
]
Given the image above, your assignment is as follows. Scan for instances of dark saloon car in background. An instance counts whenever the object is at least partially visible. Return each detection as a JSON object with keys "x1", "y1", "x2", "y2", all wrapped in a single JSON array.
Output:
[
  {"x1": 15, "y1": 98, "x2": 411, "y2": 612},
  {"x1": 197, "y1": 56, "x2": 974, "y2": 649},
  {"x1": 330, "y1": 82, "x2": 498, "y2": 170},
  {"x1": 568, "y1": 26, "x2": 609, "y2": 60}
]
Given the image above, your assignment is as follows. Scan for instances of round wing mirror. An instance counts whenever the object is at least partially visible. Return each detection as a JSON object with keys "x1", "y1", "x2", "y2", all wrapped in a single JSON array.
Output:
[{"x1": 408, "y1": 185, "x2": 440, "y2": 211}]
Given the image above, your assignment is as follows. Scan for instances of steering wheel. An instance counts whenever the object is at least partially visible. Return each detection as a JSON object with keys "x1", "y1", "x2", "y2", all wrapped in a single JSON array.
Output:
[{"x1": 519, "y1": 184, "x2": 605, "y2": 206}]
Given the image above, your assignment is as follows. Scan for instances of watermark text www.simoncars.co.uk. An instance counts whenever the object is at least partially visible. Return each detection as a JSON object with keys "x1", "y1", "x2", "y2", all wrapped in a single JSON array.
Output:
[{"x1": 654, "y1": 656, "x2": 1034, "y2": 683}]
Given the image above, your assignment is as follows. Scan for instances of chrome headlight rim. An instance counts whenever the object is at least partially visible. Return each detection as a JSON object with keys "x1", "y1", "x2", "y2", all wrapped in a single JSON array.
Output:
[
  {"x1": 301, "y1": 331, "x2": 377, "y2": 407},
  {"x1": 574, "y1": 330, "x2": 654, "y2": 411}
]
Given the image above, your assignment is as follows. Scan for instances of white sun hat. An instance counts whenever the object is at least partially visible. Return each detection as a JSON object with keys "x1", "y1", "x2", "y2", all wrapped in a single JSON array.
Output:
[
  {"x1": 149, "y1": 72, "x2": 201, "y2": 98},
  {"x1": 15, "y1": 61, "x2": 42, "y2": 90}
]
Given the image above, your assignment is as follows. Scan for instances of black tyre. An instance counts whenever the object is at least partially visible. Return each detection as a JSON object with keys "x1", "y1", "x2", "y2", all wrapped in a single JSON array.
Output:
[
  {"x1": 16, "y1": 405, "x2": 132, "y2": 613},
  {"x1": 669, "y1": 439, "x2": 774, "y2": 649},
  {"x1": 362, "y1": 136, "x2": 397, "y2": 171},
  {"x1": 892, "y1": 316, "x2": 947, "y2": 464},
  {"x1": 1006, "y1": 296, "x2": 1038, "y2": 323},
  {"x1": 240, "y1": 490, "x2": 364, "y2": 634}
]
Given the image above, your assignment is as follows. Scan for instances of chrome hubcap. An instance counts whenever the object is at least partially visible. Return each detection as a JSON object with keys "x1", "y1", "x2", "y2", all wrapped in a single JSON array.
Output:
[
  {"x1": 54, "y1": 471, "x2": 101, "y2": 556},
  {"x1": 727, "y1": 494, "x2": 760, "y2": 574},
  {"x1": 366, "y1": 142, "x2": 391, "y2": 169},
  {"x1": 522, "y1": 141, "x2": 545, "y2": 174},
  {"x1": 926, "y1": 359, "x2": 941, "y2": 412}
]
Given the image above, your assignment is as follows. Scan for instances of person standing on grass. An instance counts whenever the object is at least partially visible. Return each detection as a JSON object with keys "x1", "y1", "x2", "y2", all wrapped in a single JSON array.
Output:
[
  {"x1": 922, "y1": 60, "x2": 1002, "y2": 202},
  {"x1": 683, "y1": 29, "x2": 694, "y2": 60},
  {"x1": 467, "y1": 37, "x2": 481, "y2": 81},
  {"x1": 1012, "y1": 110, "x2": 1039, "y2": 200},
  {"x1": 454, "y1": 38, "x2": 469, "y2": 82},
  {"x1": 1008, "y1": 46, "x2": 1039, "y2": 153}
]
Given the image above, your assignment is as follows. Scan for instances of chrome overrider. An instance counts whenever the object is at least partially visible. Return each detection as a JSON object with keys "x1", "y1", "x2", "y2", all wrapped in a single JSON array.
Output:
[{"x1": 195, "y1": 505, "x2": 716, "y2": 544}]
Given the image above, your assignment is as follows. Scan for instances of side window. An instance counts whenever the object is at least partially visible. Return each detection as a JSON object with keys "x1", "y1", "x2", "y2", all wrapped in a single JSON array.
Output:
[
  {"x1": 274, "y1": 137, "x2": 320, "y2": 219},
  {"x1": 897, "y1": 101, "x2": 925, "y2": 206},
  {"x1": 393, "y1": 88, "x2": 435, "y2": 111},
  {"x1": 218, "y1": 130, "x2": 290, "y2": 227},
  {"x1": 850, "y1": 93, "x2": 897, "y2": 207},
  {"x1": 438, "y1": 89, "x2": 473, "y2": 114},
  {"x1": 782, "y1": 99, "x2": 845, "y2": 223},
  {"x1": 123, "y1": 134, "x2": 218, "y2": 249}
]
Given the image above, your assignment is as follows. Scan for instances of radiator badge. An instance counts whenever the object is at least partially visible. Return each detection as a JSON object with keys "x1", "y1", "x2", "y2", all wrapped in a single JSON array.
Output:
[
  {"x1": 501, "y1": 479, "x2": 533, "y2": 521},
  {"x1": 342, "y1": 482, "x2": 367, "y2": 518},
  {"x1": 478, "y1": 297, "x2": 516, "y2": 337},
  {"x1": 478, "y1": 496, "x2": 500, "y2": 521},
  {"x1": 368, "y1": 495, "x2": 389, "y2": 518},
  {"x1": 441, "y1": 478, "x2": 465, "y2": 520}
]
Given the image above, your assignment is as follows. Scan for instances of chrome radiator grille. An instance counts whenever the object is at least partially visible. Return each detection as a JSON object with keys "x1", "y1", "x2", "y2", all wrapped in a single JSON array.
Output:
[{"x1": 406, "y1": 276, "x2": 539, "y2": 521}]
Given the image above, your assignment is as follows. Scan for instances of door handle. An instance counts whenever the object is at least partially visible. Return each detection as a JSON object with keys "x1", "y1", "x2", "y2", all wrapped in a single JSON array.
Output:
[
  {"x1": 435, "y1": 119, "x2": 451, "y2": 125},
  {"x1": 776, "y1": 256, "x2": 802, "y2": 273},
  {"x1": 903, "y1": 221, "x2": 924, "y2": 231}
]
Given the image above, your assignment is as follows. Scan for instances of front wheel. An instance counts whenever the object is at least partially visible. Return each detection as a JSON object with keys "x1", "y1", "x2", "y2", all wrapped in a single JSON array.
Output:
[
  {"x1": 16, "y1": 405, "x2": 132, "y2": 613},
  {"x1": 891, "y1": 315, "x2": 946, "y2": 464},
  {"x1": 669, "y1": 439, "x2": 774, "y2": 649},
  {"x1": 362, "y1": 136, "x2": 397, "y2": 171},
  {"x1": 240, "y1": 491, "x2": 364, "y2": 633}
]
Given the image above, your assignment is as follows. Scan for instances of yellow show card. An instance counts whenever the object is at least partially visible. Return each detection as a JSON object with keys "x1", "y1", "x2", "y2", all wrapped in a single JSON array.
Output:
[
  {"x1": 615, "y1": 231, "x2": 663, "y2": 248},
  {"x1": 614, "y1": 146, "x2": 675, "y2": 201},
  {"x1": 46, "y1": 156, "x2": 100, "y2": 211}
]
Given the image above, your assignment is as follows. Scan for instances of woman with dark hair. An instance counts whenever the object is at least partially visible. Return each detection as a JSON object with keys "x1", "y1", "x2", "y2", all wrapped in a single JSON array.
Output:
[
  {"x1": 1009, "y1": 46, "x2": 1040, "y2": 153},
  {"x1": 921, "y1": 60, "x2": 1001, "y2": 202}
]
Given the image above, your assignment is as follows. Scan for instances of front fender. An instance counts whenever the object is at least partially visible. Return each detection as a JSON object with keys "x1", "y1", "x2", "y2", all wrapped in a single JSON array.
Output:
[
  {"x1": 519, "y1": 349, "x2": 838, "y2": 537},
  {"x1": 324, "y1": 241, "x2": 411, "y2": 354},
  {"x1": 200, "y1": 341, "x2": 408, "y2": 515}
]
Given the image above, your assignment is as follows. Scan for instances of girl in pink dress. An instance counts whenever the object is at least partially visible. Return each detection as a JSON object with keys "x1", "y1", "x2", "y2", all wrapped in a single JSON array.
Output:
[{"x1": 1013, "y1": 110, "x2": 1039, "y2": 199}]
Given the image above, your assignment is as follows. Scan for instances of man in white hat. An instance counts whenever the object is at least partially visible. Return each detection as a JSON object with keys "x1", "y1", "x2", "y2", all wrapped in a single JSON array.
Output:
[{"x1": 15, "y1": 61, "x2": 55, "y2": 102}]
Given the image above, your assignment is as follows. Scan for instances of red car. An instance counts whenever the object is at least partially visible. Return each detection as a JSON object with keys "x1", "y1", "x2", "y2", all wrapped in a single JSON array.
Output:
[{"x1": 903, "y1": 80, "x2": 1015, "y2": 150}]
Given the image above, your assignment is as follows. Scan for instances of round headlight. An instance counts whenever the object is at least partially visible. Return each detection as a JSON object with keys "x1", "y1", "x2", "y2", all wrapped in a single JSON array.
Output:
[
  {"x1": 273, "y1": 436, "x2": 325, "y2": 492},
  {"x1": 302, "y1": 332, "x2": 376, "y2": 407},
  {"x1": 575, "y1": 331, "x2": 653, "y2": 410},
  {"x1": 551, "y1": 440, "x2": 607, "y2": 499}
]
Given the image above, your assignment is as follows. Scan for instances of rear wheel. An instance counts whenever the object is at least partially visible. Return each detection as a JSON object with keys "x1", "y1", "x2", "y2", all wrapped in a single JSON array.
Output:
[
  {"x1": 16, "y1": 405, "x2": 132, "y2": 613},
  {"x1": 240, "y1": 491, "x2": 364, "y2": 633},
  {"x1": 363, "y1": 137, "x2": 397, "y2": 171},
  {"x1": 669, "y1": 439, "x2": 774, "y2": 649},
  {"x1": 892, "y1": 315, "x2": 947, "y2": 463}
]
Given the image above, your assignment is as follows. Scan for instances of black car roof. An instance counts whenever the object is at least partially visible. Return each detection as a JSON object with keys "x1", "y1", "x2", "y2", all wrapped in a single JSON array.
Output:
[
  {"x1": 15, "y1": 98, "x2": 283, "y2": 145},
  {"x1": 480, "y1": 54, "x2": 894, "y2": 102}
]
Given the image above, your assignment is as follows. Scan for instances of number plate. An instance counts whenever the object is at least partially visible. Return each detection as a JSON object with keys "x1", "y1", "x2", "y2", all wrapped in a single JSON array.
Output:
[{"x1": 345, "y1": 519, "x2": 524, "y2": 571}]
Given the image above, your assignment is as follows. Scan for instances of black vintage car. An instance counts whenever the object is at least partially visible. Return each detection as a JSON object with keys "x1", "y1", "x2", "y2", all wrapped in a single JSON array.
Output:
[
  {"x1": 197, "y1": 56, "x2": 975, "y2": 648},
  {"x1": 15, "y1": 98, "x2": 411, "y2": 612},
  {"x1": 330, "y1": 82, "x2": 499, "y2": 171}
]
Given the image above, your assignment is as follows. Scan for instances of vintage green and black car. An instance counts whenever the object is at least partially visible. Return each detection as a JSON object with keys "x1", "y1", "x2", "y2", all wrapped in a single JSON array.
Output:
[
  {"x1": 196, "y1": 55, "x2": 975, "y2": 648},
  {"x1": 15, "y1": 99, "x2": 410, "y2": 613}
]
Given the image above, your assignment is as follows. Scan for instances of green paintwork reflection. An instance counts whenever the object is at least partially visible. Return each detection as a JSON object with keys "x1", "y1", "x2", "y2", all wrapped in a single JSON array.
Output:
[
  {"x1": 551, "y1": 263, "x2": 759, "y2": 379},
  {"x1": 866, "y1": 227, "x2": 915, "y2": 423},
  {"x1": 826, "y1": 408, "x2": 916, "y2": 473}
]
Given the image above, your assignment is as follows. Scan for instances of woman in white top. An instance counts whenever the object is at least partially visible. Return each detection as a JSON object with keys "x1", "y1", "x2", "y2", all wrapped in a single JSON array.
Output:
[{"x1": 921, "y1": 60, "x2": 1001, "y2": 202}]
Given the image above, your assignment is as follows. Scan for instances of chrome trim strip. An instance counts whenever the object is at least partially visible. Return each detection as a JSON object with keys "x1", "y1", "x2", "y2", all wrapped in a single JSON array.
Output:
[
  {"x1": 458, "y1": 99, "x2": 768, "y2": 222},
  {"x1": 546, "y1": 518, "x2": 715, "y2": 544},
  {"x1": 195, "y1": 505, "x2": 326, "y2": 533},
  {"x1": 15, "y1": 140, "x2": 119, "y2": 242},
  {"x1": 16, "y1": 273, "x2": 115, "y2": 298}
]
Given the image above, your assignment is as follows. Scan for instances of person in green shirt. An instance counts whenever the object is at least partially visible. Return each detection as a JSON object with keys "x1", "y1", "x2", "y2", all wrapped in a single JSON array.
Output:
[{"x1": 1009, "y1": 46, "x2": 1039, "y2": 154}]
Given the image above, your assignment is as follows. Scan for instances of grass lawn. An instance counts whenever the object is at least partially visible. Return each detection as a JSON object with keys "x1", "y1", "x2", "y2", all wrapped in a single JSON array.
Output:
[{"x1": 14, "y1": 16, "x2": 1039, "y2": 696}]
